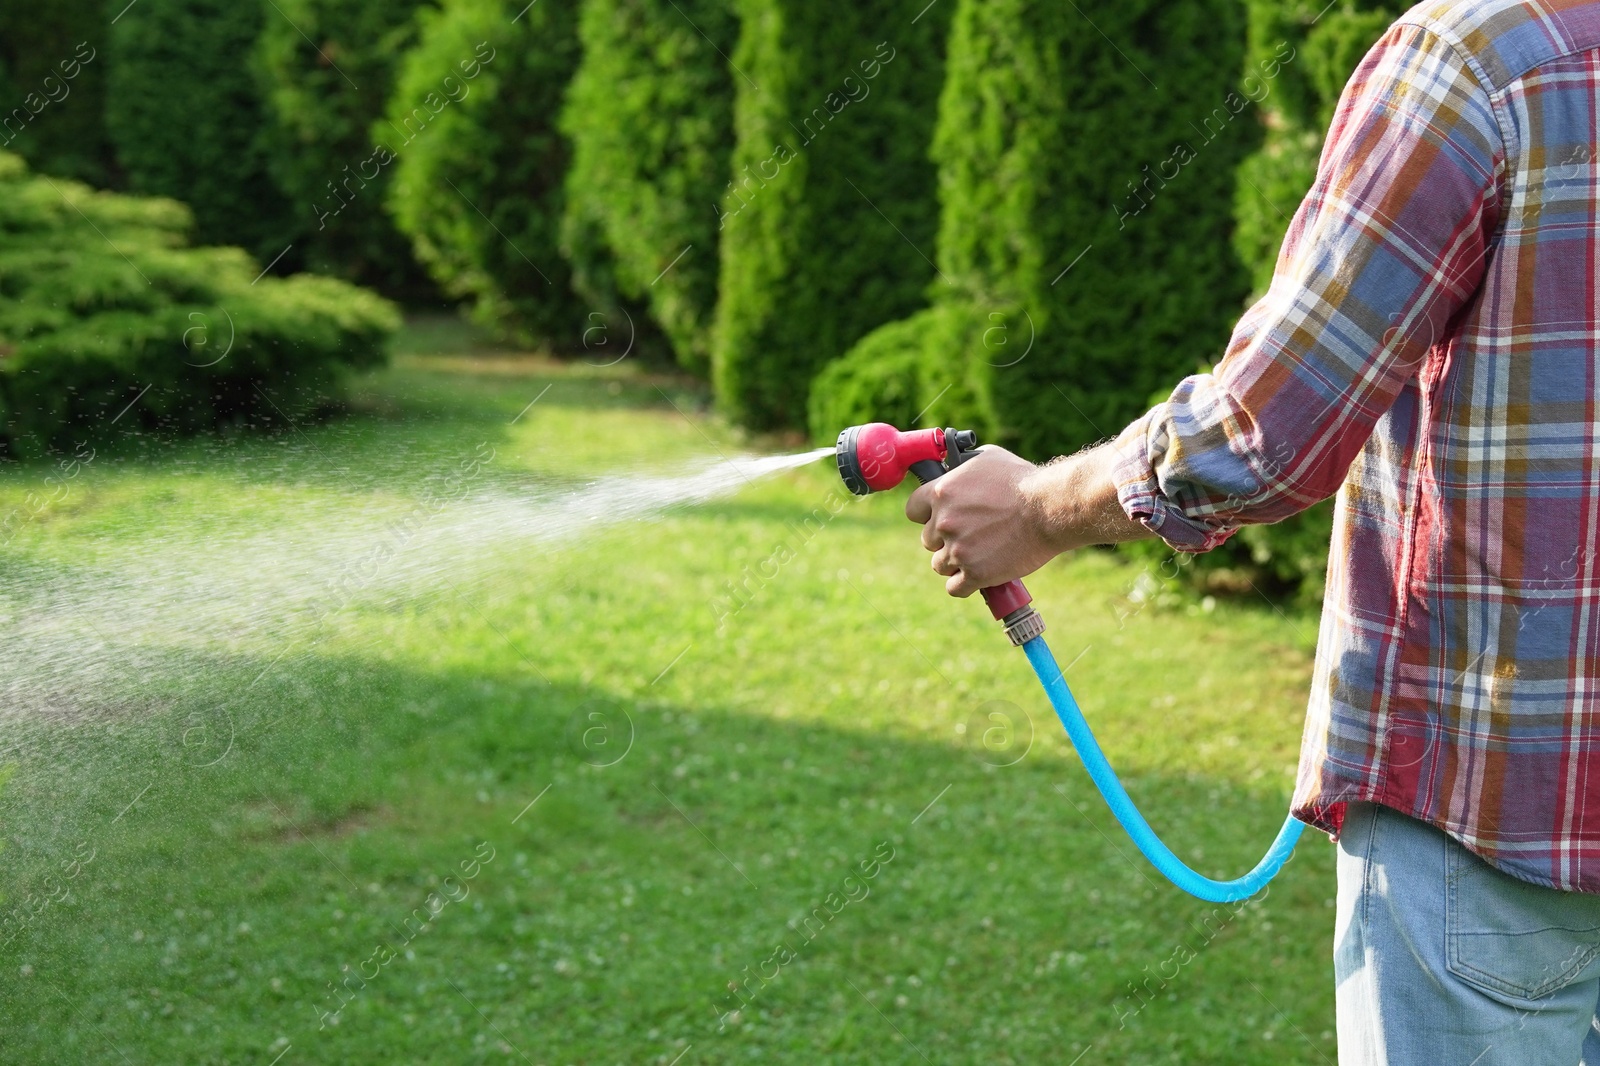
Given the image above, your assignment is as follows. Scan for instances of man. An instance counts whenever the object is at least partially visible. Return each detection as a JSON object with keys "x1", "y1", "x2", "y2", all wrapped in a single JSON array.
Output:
[{"x1": 906, "y1": 2, "x2": 1600, "y2": 1062}]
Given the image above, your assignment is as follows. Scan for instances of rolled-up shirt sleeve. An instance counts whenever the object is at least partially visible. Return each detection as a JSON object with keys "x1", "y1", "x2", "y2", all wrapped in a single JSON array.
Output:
[{"x1": 1113, "y1": 20, "x2": 1503, "y2": 553}]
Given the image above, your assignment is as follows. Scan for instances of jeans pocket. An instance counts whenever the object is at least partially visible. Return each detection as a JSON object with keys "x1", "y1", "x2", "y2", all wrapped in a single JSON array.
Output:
[{"x1": 1445, "y1": 842, "x2": 1600, "y2": 1002}]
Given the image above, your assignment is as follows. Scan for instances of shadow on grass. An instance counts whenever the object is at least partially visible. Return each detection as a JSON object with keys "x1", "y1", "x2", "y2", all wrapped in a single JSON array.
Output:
[{"x1": 0, "y1": 638, "x2": 1334, "y2": 1066}]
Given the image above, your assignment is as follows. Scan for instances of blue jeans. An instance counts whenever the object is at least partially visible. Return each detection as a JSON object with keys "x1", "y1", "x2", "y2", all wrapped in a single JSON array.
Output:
[{"x1": 1336, "y1": 802, "x2": 1600, "y2": 1065}]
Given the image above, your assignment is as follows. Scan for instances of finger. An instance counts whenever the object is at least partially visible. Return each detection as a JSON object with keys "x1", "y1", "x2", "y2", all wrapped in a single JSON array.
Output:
[
  {"x1": 931, "y1": 548, "x2": 959, "y2": 578},
  {"x1": 920, "y1": 522, "x2": 944, "y2": 553},
  {"x1": 905, "y1": 483, "x2": 934, "y2": 524},
  {"x1": 946, "y1": 570, "x2": 979, "y2": 598}
]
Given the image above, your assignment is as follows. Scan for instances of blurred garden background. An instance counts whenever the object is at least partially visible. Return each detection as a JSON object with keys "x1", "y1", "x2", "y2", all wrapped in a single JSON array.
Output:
[{"x1": 0, "y1": 0, "x2": 1409, "y2": 1062}]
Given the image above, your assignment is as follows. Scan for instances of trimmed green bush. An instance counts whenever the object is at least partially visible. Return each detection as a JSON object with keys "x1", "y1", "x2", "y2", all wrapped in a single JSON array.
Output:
[
  {"x1": 560, "y1": 0, "x2": 738, "y2": 374},
  {"x1": 807, "y1": 304, "x2": 999, "y2": 440},
  {"x1": 1232, "y1": 126, "x2": 1321, "y2": 293},
  {"x1": 0, "y1": 152, "x2": 397, "y2": 457},
  {"x1": 256, "y1": 0, "x2": 438, "y2": 298},
  {"x1": 385, "y1": 0, "x2": 582, "y2": 345},
  {"x1": 106, "y1": 0, "x2": 296, "y2": 263},
  {"x1": 0, "y1": 3, "x2": 114, "y2": 186},
  {"x1": 713, "y1": 0, "x2": 953, "y2": 430}
]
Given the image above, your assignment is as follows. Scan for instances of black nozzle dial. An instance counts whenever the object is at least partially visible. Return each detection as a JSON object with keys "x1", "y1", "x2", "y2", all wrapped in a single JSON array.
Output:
[{"x1": 836, "y1": 426, "x2": 871, "y2": 495}]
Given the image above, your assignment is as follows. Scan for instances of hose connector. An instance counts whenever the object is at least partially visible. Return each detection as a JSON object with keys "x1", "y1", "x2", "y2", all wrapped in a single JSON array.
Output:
[
  {"x1": 979, "y1": 579, "x2": 1041, "y2": 645},
  {"x1": 1001, "y1": 604, "x2": 1046, "y2": 646}
]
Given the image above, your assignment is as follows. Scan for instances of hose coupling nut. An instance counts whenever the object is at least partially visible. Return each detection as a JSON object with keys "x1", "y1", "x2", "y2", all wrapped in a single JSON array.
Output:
[{"x1": 1001, "y1": 605, "x2": 1045, "y2": 646}]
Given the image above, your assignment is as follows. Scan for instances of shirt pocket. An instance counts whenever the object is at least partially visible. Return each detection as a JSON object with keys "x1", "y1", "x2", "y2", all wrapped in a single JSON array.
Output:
[{"x1": 1445, "y1": 843, "x2": 1600, "y2": 1002}]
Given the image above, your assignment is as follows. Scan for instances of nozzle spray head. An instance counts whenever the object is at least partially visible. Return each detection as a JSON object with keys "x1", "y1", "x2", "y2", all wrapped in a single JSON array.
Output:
[{"x1": 834, "y1": 423, "x2": 980, "y2": 495}]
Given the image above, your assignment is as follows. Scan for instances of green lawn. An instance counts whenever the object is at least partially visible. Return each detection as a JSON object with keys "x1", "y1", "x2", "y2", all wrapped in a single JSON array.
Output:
[{"x1": 0, "y1": 321, "x2": 1334, "y2": 1064}]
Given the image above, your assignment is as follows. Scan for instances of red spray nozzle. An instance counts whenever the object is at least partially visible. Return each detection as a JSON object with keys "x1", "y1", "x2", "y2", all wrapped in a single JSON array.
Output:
[{"x1": 835, "y1": 423, "x2": 949, "y2": 495}]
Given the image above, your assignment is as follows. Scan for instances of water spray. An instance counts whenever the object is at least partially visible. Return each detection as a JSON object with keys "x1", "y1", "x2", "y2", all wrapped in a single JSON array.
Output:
[{"x1": 834, "y1": 422, "x2": 1304, "y2": 903}]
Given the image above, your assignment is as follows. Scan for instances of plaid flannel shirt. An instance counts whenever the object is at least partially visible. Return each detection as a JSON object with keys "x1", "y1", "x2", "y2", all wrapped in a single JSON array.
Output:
[{"x1": 1114, "y1": 0, "x2": 1600, "y2": 891}]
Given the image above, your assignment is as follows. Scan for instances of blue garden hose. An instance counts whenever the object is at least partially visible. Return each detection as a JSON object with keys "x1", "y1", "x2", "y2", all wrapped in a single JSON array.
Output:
[
  {"x1": 1021, "y1": 633, "x2": 1304, "y2": 903},
  {"x1": 831, "y1": 421, "x2": 1306, "y2": 903}
]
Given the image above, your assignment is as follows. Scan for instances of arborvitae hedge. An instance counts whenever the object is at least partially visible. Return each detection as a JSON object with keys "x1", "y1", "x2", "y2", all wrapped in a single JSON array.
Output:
[
  {"x1": 943, "y1": 0, "x2": 1253, "y2": 460},
  {"x1": 0, "y1": 3, "x2": 114, "y2": 186},
  {"x1": 811, "y1": 0, "x2": 1254, "y2": 461},
  {"x1": 1176, "y1": 0, "x2": 1409, "y2": 597},
  {"x1": 256, "y1": 0, "x2": 438, "y2": 298},
  {"x1": 0, "y1": 152, "x2": 397, "y2": 457},
  {"x1": 713, "y1": 0, "x2": 953, "y2": 430},
  {"x1": 106, "y1": 0, "x2": 295, "y2": 263},
  {"x1": 1235, "y1": 0, "x2": 1407, "y2": 289},
  {"x1": 385, "y1": 0, "x2": 582, "y2": 345},
  {"x1": 560, "y1": 0, "x2": 738, "y2": 374}
]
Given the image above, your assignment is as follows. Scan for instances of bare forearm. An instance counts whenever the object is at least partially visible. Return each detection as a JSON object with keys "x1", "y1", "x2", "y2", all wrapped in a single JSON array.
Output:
[
  {"x1": 1020, "y1": 442, "x2": 1152, "y2": 554},
  {"x1": 907, "y1": 439, "x2": 1152, "y2": 597}
]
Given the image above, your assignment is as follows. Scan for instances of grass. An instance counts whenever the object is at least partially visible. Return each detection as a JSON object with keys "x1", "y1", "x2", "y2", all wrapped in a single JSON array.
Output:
[{"x1": 0, "y1": 319, "x2": 1334, "y2": 1064}]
